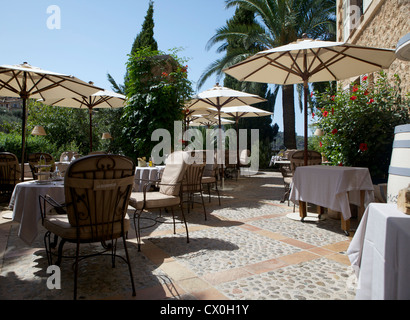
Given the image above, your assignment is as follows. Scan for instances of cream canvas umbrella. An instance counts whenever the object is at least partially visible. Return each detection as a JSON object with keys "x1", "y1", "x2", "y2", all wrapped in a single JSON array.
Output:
[
  {"x1": 0, "y1": 62, "x2": 102, "y2": 181},
  {"x1": 189, "y1": 115, "x2": 234, "y2": 128},
  {"x1": 186, "y1": 83, "x2": 266, "y2": 187},
  {"x1": 223, "y1": 36, "x2": 396, "y2": 164},
  {"x1": 219, "y1": 105, "x2": 273, "y2": 171},
  {"x1": 43, "y1": 89, "x2": 126, "y2": 152}
]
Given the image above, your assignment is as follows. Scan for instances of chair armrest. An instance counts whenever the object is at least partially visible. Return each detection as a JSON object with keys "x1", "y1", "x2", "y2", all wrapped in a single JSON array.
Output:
[{"x1": 39, "y1": 194, "x2": 67, "y2": 224}]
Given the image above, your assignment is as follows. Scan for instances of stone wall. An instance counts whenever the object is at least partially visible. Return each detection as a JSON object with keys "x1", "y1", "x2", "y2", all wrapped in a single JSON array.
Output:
[{"x1": 338, "y1": 0, "x2": 410, "y2": 94}]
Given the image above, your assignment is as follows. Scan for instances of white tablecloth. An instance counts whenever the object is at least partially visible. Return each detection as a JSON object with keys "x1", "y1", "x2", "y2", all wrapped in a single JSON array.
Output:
[
  {"x1": 289, "y1": 165, "x2": 374, "y2": 220},
  {"x1": 347, "y1": 203, "x2": 410, "y2": 300},
  {"x1": 9, "y1": 180, "x2": 65, "y2": 244},
  {"x1": 134, "y1": 166, "x2": 165, "y2": 192}
]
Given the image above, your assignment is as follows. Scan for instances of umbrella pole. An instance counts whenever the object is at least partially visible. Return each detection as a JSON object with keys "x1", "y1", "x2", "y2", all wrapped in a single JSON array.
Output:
[
  {"x1": 89, "y1": 108, "x2": 93, "y2": 152},
  {"x1": 303, "y1": 80, "x2": 308, "y2": 166},
  {"x1": 20, "y1": 96, "x2": 27, "y2": 182},
  {"x1": 217, "y1": 107, "x2": 225, "y2": 189}
]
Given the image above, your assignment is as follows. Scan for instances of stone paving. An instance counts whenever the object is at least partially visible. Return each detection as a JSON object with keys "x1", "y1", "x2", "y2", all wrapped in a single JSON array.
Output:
[{"x1": 0, "y1": 170, "x2": 358, "y2": 300}]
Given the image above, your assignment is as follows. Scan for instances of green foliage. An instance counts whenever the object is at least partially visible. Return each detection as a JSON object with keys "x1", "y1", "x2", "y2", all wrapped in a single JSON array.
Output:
[
  {"x1": 0, "y1": 131, "x2": 57, "y2": 162},
  {"x1": 123, "y1": 47, "x2": 193, "y2": 160},
  {"x1": 131, "y1": 0, "x2": 158, "y2": 53},
  {"x1": 312, "y1": 72, "x2": 410, "y2": 182}
]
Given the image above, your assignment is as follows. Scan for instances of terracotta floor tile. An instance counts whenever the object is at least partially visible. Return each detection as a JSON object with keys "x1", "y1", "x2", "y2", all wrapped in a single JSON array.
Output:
[
  {"x1": 191, "y1": 287, "x2": 230, "y2": 300},
  {"x1": 243, "y1": 258, "x2": 287, "y2": 274},
  {"x1": 202, "y1": 268, "x2": 252, "y2": 285},
  {"x1": 280, "y1": 238, "x2": 316, "y2": 250},
  {"x1": 325, "y1": 253, "x2": 352, "y2": 266},
  {"x1": 308, "y1": 246, "x2": 334, "y2": 256},
  {"x1": 322, "y1": 240, "x2": 351, "y2": 253},
  {"x1": 159, "y1": 261, "x2": 197, "y2": 281},
  {"x1": 279, "y1": 250, "x2": 319, "y2": 265}
]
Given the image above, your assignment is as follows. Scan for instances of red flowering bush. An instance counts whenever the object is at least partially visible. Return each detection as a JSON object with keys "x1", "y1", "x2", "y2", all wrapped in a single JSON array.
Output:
[{"x1": 311, "y1": 71, "x2": 409, "y2": 182}]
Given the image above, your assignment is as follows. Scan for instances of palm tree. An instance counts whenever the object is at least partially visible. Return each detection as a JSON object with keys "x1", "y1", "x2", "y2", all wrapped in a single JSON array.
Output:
[{"x1": 200, "y1": 0, "x2": 336, "y2": 148}]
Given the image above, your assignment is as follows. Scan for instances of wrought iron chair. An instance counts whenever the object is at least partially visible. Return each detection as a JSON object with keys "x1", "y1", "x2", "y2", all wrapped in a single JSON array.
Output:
[
  {"x1": 0, "y1": 152, "x2": 20, "y2": 202},
  {"x1": 182, "y1": 162, "x2": 206, "y2": 219},
  {"x1": 129, "y1": 151, "x2": 189, "y2": 251},
  {"x1": 28, "y1": 152, "x2": 55, "y2": 180},
  {"x1": 39, "y1": 154, "x2": 136, "y2": 300}
]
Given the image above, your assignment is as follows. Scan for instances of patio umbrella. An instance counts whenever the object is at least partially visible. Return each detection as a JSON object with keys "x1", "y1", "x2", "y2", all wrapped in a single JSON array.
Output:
[
  {"x1": 186, "y1": 83, "x2": 266, "y2": 187},
  {"x1": 0, "y1": 62, "x2": 102, "y2": 181},
  {"x1": 223, "y1": 36, "x2": 396, "y2": 165},
  {"x1": 189, "y1": 115, "x2": 234, "y2": 128},
  {"x1": 219, "y1": 105, "x2": 273, "y2": 171},
  {"x1": 43, "y1": 89, "x2": 126, "y2": 152}
]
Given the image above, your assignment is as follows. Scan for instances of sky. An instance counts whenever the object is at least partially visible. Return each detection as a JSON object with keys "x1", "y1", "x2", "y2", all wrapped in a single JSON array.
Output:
[{"x1": 0, "y1": 0, "x2": 310, "y2": 136}]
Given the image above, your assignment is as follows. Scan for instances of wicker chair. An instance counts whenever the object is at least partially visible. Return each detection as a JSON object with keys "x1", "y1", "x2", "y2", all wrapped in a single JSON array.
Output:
[
  {"x1": 0, "y1": 152, "x2": 20, "y2": 202},
  {"x1": 129, "y1": 151, "x2": 189, "y2": 251},
  {"x1": 39, "y1": 154, "x2": 136, "y2": 300},
  {"x1": 28, "y1": 152, "x2": 55, "y2": 180}
]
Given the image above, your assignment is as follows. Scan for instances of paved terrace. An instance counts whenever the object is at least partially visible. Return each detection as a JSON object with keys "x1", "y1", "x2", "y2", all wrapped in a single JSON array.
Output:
[{"x1": 0, "y1": 170, "x2": 358, "y2": 300}]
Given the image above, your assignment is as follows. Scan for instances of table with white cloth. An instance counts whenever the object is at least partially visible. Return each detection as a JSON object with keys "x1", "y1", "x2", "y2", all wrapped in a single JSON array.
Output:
[
  {"x1": 289, "y1": 165, "x2": 374, "y2": 234},
  {"x1": 9, "y1": 180, "x2": 65, "y2": 244},
  {"x1": 347, "y1": 203, "x2": 410, "y2": 300},
  {"x1": 133, "y1": 166, "x2": 165, "y2": 192}
]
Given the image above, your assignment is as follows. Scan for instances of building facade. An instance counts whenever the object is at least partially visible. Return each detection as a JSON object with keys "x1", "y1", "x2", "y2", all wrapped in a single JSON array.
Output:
[{"x1": 337, "y1": 0, "x2": 410, "y2": 93}]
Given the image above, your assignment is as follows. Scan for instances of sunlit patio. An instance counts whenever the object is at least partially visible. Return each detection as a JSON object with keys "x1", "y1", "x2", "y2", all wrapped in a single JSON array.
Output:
[{"x1": 0, "y1": 170, "x2": 358, "y2": 300}]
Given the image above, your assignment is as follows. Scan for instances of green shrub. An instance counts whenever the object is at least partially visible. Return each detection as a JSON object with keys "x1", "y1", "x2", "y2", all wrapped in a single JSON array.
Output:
[{"x1": 312, "y1": 72, "x2": 409, "y2": 183}]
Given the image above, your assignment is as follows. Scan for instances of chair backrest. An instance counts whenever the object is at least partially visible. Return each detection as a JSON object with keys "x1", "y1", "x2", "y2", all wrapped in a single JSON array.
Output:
[
  {"x1": 182, "y1": 163, "x2": 205, "y2": 193},
  {"x1": 289, "y1": 150, "x2": 322, "y2": 173},
  {"x1": 203, "y1": 150, "x2": 218, "y2": 178},
  {"x1": 64, "y1": 154, "x2": 135, "y2": 240},
  {"x1": 28, "y1": 152, "x2": 55, "y2": 179},
  {"x1": 60, "y1": 151, "x2": 81, "y2": 162},
  {"x1": 0, "y1": 152, "x2": 20, "y2": 187},
  {"x1": 160, "y1": 151, "x2": 189, "y2": 196},
  {"x1": 284, "y1": 149, "x2": 298, "y2": 160}
]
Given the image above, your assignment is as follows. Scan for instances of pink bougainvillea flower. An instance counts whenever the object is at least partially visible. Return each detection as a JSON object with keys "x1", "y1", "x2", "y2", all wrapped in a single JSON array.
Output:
[
  {"x1": 350, "y1": 96, "x2": 357, "y2": 101},
  {"x1": 331, "y1": 128, "x2": 338, "y2": 135},
  {"x1": 359, "y1": 143, "x2": 368, "y2": 152},
  {"x1": 322, "y1": 110, "x2": 329, "y2": 117},
  {"x1": 367, "y1": 98, "x2": 374, "y2": 104}
]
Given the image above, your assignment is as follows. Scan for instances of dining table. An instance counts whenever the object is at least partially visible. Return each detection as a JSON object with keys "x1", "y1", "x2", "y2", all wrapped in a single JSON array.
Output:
[
  {"x1": 9, "y1": 179, "x2": 65, "y2": 244},
  {"x1": 133, "y1": 165, "x2": 165, "y2": 192},
  {"x1": 347, "y1": 203, "x2": 410, "y2": 299},
  {"x1": 289, "y1": 165, "x2": 375, "y2": 235}
]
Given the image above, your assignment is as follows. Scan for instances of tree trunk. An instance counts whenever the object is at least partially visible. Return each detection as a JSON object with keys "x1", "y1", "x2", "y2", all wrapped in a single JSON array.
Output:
[{"x1": 282, "y1": 84, "x2": 296, "y2": 149}]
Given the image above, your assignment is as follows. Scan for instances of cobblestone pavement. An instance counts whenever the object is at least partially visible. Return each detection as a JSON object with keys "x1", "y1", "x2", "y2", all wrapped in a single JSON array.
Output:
[{"x1": 0, "y1": 171, "x2": 358, "y2": 300}]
